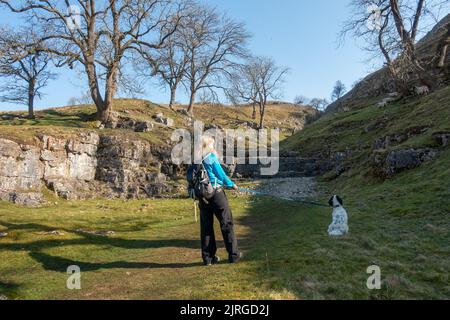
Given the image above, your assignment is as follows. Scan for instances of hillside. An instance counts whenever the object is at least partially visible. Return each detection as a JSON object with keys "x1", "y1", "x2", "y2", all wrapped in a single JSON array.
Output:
[
  {"x1": 271, "y1": 76, "x2": 450, "y2": 299},
  {"x1": 282, "y1": 84, "x2": 450, "y2": 195},
  {"x1": 0, "y1": 99, "x2": 317, "y2": 136},
  {"x1": 326, "y1": 14, "x2": 450, "y2": 114},
  {"x1": 2, "y1": 88, "x2": 449, "y2": 299},
  {"x1": 0, "y1": 99, "x2": 317, "y2": 144},
  {"x1": 0, "y1": 100, "x2": 317, "y2": 206}
]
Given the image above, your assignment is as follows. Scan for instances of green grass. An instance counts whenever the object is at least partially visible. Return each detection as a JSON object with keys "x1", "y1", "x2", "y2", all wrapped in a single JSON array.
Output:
[
  {"x1": 1, "y1": 88, "x2": 449, "y2": 300},
  {"x1": 0, "y1": 99, "x2": 316, "y2": 146},
  {"x1": 1, "y1": 150, "x2": 449, "y2": 300},
  {"x1": 282, "y1": 85, "x2": 450, "y2": 156},
  {"x1": 267, "y1": 85, "x2": 450, "y2": 299}
]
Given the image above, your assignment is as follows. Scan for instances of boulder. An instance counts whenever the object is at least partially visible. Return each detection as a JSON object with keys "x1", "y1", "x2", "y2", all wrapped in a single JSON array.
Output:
[
  {"x1": 134, "y1": 121, "x2": 154, "y2": 132},
  {"x1": 142, "y1": 183, "x2": 172, "y2": 196},
  {"x1": 153, "y1": 113, "x2": 174, "y2": 127},
  {"x1": 433, "y1": 132, "x2": 450, "y2": 148},
  {"x1": 372, "y1": 148, "x2": 438, "y2": 178},
  {"x1": 146, "y1": 172, "x2": 167, "y2": 183},
  {"x1": 176, "y1": 109, "x2": 190, "y2": 117},
  {"x1": 153, "y1": 113, "x2": 165, "y2": 123},
  {"x1": 13, "y1": 192, "x2": 44, "y2": 207},
  {"x1": 104, "y1": 112, "x2": 120, "y2": 129},
  {"x1": 165, "y1": 117, "x2": 174, "y2": 127},
  {"x1": 0, "y1": 138, "x2": 21, "y2": 158},
  {"x1": 46, "y1": 178, "x2": 92, "y2": 200},
  {"x1": 385, "y1": 149, "x2": 421, "y2": 174},
  {"x1": 0, "y1": 192, "x2": 44, "y2": 207},
  {"x1": 1, "y1": 114, "x2": 16, "y2": 121}
]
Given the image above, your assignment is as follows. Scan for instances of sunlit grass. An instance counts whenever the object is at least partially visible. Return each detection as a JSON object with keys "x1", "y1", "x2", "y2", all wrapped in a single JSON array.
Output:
[{"x1": 1, "y1": 151, "x2": 449, "y2": 301}]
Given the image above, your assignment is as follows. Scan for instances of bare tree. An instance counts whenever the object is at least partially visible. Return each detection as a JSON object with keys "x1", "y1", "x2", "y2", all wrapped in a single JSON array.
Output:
[
  {"x1": 294, "y1": 95, "x2": 309, "y2": 105},
  {"x1": 67, "y1": 90, "x2": 93, "y2": 106},
  {"x1": 0, "y1": 27, "x2": 56, "y2": 118},
  {"x1": 331, "y1": 80, "x2": 347, "y2": 101},
  {"x1": 309, "y1": 98, "x2": 329, "y2": 111},
  {"x1": 198, "y1": 88, "x2": 220, "y2": 105},
  {"x1": 181, "y1": 4, "x2": 249, "y2": 115},
  {"x1": 137, "y1": 21, "x2": 190, "y2": 110},
  {"x1": 0, "y1": 0, "x2": 185, "y2": 123},
  {"x1": 226, "y1": 56, "x2": 289, "y2": 129},
  {"x1": 341, "y1": 0, "x2": 449, "y2": 92}
]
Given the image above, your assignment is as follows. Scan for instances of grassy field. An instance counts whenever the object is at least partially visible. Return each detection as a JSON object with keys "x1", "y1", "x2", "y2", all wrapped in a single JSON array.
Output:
[{"x1": 1, "y1": 156, "x2": 449, "y2": 300}]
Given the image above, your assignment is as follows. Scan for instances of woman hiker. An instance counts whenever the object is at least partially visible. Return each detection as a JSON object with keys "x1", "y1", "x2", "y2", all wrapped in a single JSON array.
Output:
[{"x1": 199, "y1": 135, "x2": 243, "y2": 266}]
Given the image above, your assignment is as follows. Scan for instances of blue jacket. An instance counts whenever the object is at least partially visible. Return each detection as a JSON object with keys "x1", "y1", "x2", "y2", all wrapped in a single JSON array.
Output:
[{"x1": 203, "y1": 153, "x2": 235, "y2": 188}]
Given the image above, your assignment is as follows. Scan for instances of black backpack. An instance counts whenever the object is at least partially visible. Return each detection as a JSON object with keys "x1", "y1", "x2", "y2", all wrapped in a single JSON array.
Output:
[{"x1": 187, "y1": 163, "x2": 215, "y2": 201}]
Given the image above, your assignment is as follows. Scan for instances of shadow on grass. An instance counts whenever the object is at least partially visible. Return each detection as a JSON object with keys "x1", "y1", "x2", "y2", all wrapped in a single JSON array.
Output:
[
  {"x1": 0, "y1": 109, "x2": 97, "y2": 128},
  {"x1": 0, "y1": 221, "x2": 201, "y2": 271},
  {"x1": 42, "y1": 109, "x2": 96, "y2": 121},
  {"x1": 233, "y1": 187, "x2": 330, "y2": 299},
  {"x1": 0, "y1": 280, "x2": 20, "y2": 299},
  {"x1": 29, "y1": 252, "x2": 202, "y2": 272}
]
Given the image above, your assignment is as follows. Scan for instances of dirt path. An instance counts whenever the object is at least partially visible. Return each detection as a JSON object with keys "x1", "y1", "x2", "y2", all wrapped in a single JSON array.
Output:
[{"x1": 254, "y1": 177, "x2": 319, "y2": 200}]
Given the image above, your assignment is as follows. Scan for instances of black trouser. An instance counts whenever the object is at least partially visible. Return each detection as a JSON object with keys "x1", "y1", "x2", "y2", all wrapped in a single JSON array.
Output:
[{"x1": 199, "y1": 189, "x2": 240, "y2": 264}]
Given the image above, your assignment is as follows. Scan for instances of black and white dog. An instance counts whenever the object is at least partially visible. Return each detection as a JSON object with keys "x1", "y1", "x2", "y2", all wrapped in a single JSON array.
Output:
[{"x1": 327, "y1": 195, "x2": 349, "y2": 236}]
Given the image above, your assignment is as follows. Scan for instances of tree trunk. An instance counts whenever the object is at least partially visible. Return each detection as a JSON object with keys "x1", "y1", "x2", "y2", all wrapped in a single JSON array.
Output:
[
  {"x1": 97, "y1": 100, "x2": 113, "y2": 123},
  {"x1": 258, "y1": 102, "x2": 265, "y2": 129},
  {"x1": 390, "y1": 0, "x2": 414, "y2": 52},
  {"x1": 28, "y1": 79, "x2": 36, "y2": 119},
  {"x1": 390, "y1": 0, "x2": 423, "y2": 71},
  {"x1": 187, "y1": 90, "x2": 196, "y2": 115},
  {"x1": 85, "y1": 61, "x2": 107, "y2": 121},
  {"x1": 438, "y1": 43, "x2": 449, "y2": 68},
  {"x1": 169, "y1": 86, "x2": 177, "y2": 110},
  {"x1": 386, "y1": 63, "x2": 404, "y2": 94},
  {"x1": 96, "y1": 66, "x2": 118, "y2": 123},
  {"x1": 437, "y1": 25, "x2": 450, "y2": 68},
  {"x1": 252, "y1": 102, "x2": 256, "y2": 119}
]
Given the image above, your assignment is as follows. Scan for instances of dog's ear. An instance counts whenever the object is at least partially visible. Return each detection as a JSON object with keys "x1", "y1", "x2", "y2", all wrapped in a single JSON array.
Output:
[
  {"x1": 328, "y1": 196, "x2": 334, "y2": 207},
  {"x1": 336, "y1": 195, "x2": 343, "y2": 206}
]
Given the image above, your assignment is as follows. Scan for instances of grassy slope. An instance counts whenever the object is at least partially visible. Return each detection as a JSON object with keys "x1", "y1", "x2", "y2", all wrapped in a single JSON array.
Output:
[
  {"x1": 283, "y1": 85, "x2": 450, "y2": 156},
  {"x1": 281, "y1": 84, "x2": 450, "y2": 188},
  {"x1": 277, "y1": 85, "x2": 450, "y2": 298},
  {"x1": 0, "y1": 99, "x2": 315, "y2": 145}
]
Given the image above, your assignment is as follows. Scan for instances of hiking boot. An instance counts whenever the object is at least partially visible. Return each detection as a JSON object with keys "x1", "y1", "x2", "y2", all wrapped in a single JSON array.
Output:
[
  {"x1": 205, "y1": 256, "x2": 221, "y2": 266},
  {"x1": 230, "y1": 252, "x2": 243, "y2": 264},
  {"x1": 212, "y1": 256, "x2": 221, "y2": 264}
]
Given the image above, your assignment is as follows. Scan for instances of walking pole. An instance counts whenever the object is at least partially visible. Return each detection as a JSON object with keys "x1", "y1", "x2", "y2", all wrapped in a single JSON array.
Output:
[{"x1": 194, "y1": 200, "x2": 198, "y2": 223}]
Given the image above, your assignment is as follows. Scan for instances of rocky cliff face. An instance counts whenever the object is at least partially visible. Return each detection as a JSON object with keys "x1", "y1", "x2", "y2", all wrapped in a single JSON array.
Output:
[{"x1": 0, "y1": 132, "x2": 177, "y2": 206}]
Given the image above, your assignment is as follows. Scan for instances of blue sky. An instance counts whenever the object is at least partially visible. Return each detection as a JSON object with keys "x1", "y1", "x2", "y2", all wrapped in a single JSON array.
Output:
[{"x1": 0, "y1": 0, "x2": 390, "y2": 111}]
